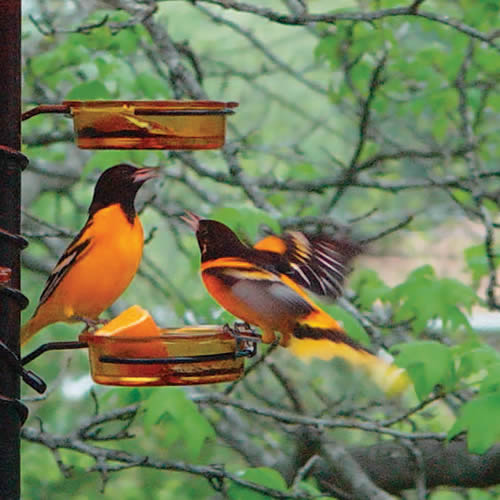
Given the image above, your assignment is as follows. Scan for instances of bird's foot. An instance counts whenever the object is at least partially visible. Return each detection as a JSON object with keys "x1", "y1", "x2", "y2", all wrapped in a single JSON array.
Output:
[
  {"x1": 261, "y1": 329, "x2": 277, "y2": 345},
  {"x1": 278, "y1": 332, "x2": 291, "y2": 347},
  {"x1": 223, "y1": 322, "x2": 261, "y2": 343},
  {"x1": 233, "y1": 321, "x2": 252, "y2": 330},
  {"x1": 76, "y1": 316, "x2": 109, "y2": 332}
]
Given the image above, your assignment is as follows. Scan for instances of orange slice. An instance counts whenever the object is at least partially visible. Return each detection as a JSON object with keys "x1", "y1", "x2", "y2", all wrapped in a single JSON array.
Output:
[
  {"x1": 91, "y1": 306, "x2": 167, "y2": 375},
  {"x1": 94, "y1": 305, "x2": 159, "y2": 337}
]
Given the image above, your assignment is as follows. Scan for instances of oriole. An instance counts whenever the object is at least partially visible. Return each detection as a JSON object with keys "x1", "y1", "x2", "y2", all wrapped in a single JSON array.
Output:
[
  {"x1": 21, "y1": 164, "x2": 158, "y2": 346},
  {"x1": 183, "y1": 212, "x2": 408, "y2": 395}
]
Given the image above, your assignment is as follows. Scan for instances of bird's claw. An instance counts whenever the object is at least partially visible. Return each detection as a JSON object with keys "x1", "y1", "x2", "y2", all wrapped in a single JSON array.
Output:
[
  {"x1": 76, "y1": 316, "x2": 109, "y2": 332},
  {"x1": 223, "y1": 322, "x2": 261, "y2": 344}
]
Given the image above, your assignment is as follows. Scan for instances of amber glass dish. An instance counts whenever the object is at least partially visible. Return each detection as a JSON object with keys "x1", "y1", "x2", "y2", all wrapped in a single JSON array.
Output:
[
  {"x1": 79, "y1": 325, "x2": 252, "y2": 386},
  {"x1": 64, "y1": 100, "x2": 238, "y2": 150}
]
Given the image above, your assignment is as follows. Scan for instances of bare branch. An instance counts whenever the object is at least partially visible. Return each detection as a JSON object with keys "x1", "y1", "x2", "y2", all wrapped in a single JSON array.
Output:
[{"x1": 189, "y1": 1, "x2": 500, "y2": 51}]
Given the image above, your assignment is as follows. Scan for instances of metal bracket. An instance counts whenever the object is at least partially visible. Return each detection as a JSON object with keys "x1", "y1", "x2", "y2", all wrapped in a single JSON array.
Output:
[
  {"x1": 21, "y1": 341, "x2": 88, "y2": 366},
  {"x1": 0, "y1": 340, "x2": 46, "y2": 394}
]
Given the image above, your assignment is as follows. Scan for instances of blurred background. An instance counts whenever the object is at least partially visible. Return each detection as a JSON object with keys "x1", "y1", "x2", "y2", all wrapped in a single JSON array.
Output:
[{"x1": 19, "y1": 1, "x2": 500, "y2": 499}]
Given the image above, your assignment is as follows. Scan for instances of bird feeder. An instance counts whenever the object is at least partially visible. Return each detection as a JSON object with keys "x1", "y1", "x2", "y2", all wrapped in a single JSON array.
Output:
[
  {"x1": 22, "y1": 100, "x2": 238, "y2": 150},
  {"x1": 80, "y1": 324, "x2": 257, "y2": 386},
  {"x1": 19, "y1": 305, "x2": 258, "y2": 391},
  {"x1": 15, "y1": 100, "x2": 252, "y2": 391}
]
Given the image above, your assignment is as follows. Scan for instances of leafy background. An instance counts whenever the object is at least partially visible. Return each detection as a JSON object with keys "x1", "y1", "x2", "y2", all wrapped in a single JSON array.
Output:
[{"x1": 19, "y1": 0, "x2": 500, "y2": 498}]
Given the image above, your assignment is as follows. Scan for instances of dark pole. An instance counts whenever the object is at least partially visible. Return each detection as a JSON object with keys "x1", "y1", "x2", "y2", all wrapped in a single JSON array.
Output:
[{"x1": 0, "y1": 0, "x2": 25, "y2": 498}]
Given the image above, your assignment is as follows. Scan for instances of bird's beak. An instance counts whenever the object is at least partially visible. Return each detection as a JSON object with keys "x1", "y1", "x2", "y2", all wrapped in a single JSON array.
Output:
[
  {"x1": 133, "y1": 167, "x2": 159, "y2": 183},
  {"x1": 180, "y1": 211, "x2": 202, "y2": 232}
]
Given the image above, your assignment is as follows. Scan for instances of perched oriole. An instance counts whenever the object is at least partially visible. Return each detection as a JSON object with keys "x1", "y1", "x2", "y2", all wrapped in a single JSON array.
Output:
[
  {"x1": 21, "y1": 164, "x2": 158, "y2": 345},
  {"x1": 183, "y1": 212, "x2": 408, "y2": 394}
]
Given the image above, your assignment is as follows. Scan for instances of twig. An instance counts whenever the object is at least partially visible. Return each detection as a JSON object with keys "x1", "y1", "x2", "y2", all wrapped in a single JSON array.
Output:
[
  {"x1": 189, "y1": 1, "x2": 500, "y2": 51},
  {"x1": 193, "y1": 393, "x2": 447, "y2": 440}
]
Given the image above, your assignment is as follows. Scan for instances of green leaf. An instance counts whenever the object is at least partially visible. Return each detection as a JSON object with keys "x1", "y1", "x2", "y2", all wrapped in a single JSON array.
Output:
[
  {"x1": 143, "y1": 389, "x2": 169, "y2": 430},
  {"x1": 314, "y1": 35, "x2": 339, "y2": 66},
  {"x1": 31, "y1": 51, "x2": 64, "y2": 77},
  {"x1": 430, "y1": 491, "x2": 465, "y2": 500},
  {"x1": 469, "y1": 488, "x2": 498, "y2": 500},
  {"x1": 136, "y1": 72, "x2": 170, "y2": 99},
  {"x1": 78, "y1": 26, "x2": 113, "y2": 51},
  {"x1": 227, "y1": 468, "x2": 287, "y2": 500},
  {"x1": 65, "y1": 80, "x2": 112, "y2": 100},
  {"x1": 393, "y1": 341, "x2": 455, "y2": 399},
  {"x1": 112, "y1": 28, "x2": 140, "y2": 55},
  {"x1": 387, "y1": 265, "x2": 477, "y2": 335},
  {"x1": 290, "y1": 162, "x2": 320, "y2": 181},
  {"x1": 350, "y1": 268, "x2": 390, "y2": 310},
  {"x1": 465, "y1": 243, "x2": 500, "y2": 286},
  {"x1": 449, "y1": 392, "x2": 500, "y2": 453},
  {"x1": 455, "y1": 341, "x2": 500, "y2": 380},
  {"x1": 151, "y1": 387, "x2": 215, "y2": 458},
  {"x1": 479, "y1": 363, "x2": 500, "y2": 395},
  {"x1": 323, "y1": 304, "x2": 371, "y2": 345}
]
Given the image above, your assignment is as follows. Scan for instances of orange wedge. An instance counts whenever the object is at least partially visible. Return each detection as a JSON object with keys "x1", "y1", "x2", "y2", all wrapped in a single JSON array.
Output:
[
  {"x1": 89, "y1": 306, "x2": 167, "y2": 377},
  {"x1": 94, "y1": 305, "x2": 160, "y2": 337}
]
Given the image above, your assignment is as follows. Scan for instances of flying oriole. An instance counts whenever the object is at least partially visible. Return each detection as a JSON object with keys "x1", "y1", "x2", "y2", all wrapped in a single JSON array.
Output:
[
  {"x1": 21, "y1": 164, "x2": 158, "y2": 345},
  {"x1": 183, "y1": 212, "x2": 408, "y2": 394}
]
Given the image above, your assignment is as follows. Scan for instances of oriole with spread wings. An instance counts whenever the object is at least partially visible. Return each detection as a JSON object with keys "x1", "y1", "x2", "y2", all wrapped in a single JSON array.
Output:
[{"x1": 183, "y1": 212, "x2": 408, "y2": 395}]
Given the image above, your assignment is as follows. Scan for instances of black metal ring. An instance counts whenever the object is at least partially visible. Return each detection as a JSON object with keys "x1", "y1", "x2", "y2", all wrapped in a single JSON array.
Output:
[
  {"x1": 0, "y1": 340, "x2": 46, "y2": 394},
  {"x1": 0, "y1": 396, "x2": 29, "y2": 426},
  {"x1": 0, "y1": 146, "x2": 30, "y2": 312},
  {"x1": 0, "y1": 228, "x2": 29, "y2": 249},
  {"x1": 0, "y1": 145, "x2": 29, "y2": 171},
  {"x1": 0, "y1": 284, "x2": 29, "y2": 310}
]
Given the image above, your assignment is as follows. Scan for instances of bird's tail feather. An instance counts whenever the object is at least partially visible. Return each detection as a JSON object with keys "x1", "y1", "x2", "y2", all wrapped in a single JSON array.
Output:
[
  {"x1": 288, "y1": 324, "x2": 410, "y2": 396},
  {"x1": 20, "y1": 312, "x2": 48, "y2": 346}
]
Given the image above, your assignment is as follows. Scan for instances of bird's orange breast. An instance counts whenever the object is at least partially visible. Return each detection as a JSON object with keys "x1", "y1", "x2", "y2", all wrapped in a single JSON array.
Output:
[{"x1": 45, "y1": 204, "x2": 144, "y2": 320}]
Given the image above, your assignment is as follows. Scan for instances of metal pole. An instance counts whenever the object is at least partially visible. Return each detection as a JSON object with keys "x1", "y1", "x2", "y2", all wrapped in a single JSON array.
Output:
[{"x1": 0, "y1": 1, "x2": 24, "y2": 498}]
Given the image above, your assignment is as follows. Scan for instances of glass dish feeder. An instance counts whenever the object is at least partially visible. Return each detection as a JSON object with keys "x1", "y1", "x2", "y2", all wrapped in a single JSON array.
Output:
[
  {"x1": 80, "y1": 325, "x2": 257, "y2": 386},
  {"x1": 21, "y1": 324, "x2": 259, "y2": 389},
  {"x1": 63, "y1": 100, "x2": 238, "y2": 150}
]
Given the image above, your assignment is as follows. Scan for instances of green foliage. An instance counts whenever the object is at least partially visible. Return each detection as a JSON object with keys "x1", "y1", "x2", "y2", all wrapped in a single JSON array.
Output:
[
  {"x1": 227, "y1": 468, "x2": 287, "y2": 500},
  {"x1": 65, "y1": 80, "x2": 112, "y2": 99},
  {"x1": 385, "y1": 265, "x2": 478, "y2": 335},
  {"x1": 323, "y1": 304, "x2": 371, "y2": 345},
  {"x1": 465, "y1": 243, "x2": 500, "y2": 287},
  {"x1": 454, "y1": 340, "x2": 500, "y2": 382},
  {"x1": 143, "y1": 387, "x2": 215, "y2": 459},
  {"x1": 449, "y1": 392, "x2": 500, "y2": 453},
  {"x1": 19, "y1": 0, "x2": 500, "y2": 498},
  {"x1": 394, "y1": 341, "x2": 456, "y2": 400},
  {"x1": 350, "y1": 268, "x2": 391, "y2": 310}
]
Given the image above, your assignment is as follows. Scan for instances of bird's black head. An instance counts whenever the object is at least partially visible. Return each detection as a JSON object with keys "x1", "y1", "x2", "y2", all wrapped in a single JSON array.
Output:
[
  {"x1": 88, "y1": 164, "x2": 158, "y2": 223},
  {"x1": 182, "y1": 212, "x2": 247, "y2": 262}
]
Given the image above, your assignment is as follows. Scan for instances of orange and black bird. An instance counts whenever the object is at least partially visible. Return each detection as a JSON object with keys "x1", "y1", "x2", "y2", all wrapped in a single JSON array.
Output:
[
  {"x1": 21, "y1": 164, "x2": 158, "y2": 346},
  {"x1": 183, "y1": 212, "x2": 408, "y2": 394}
]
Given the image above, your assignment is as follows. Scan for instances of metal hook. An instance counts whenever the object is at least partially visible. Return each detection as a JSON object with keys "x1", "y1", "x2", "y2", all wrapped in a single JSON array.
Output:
[{"x1": 0, "y1": 340, "x2": 46, "y2": 394}]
